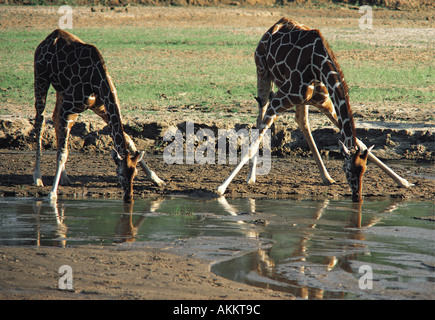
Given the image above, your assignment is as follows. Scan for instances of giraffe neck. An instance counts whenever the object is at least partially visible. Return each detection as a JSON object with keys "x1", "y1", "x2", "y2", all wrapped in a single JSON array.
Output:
[
  {"x1": 324, "y1": 70, "x2": 356, "y2": 149},
  {"x1": 314, "y1": 41, "x2": 357, "y2": 149},
  {"x1": 94, "y1": 60, "x2": 128, "y2": 157}
]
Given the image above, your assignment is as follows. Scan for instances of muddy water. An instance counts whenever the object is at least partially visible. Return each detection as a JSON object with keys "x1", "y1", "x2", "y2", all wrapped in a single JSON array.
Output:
[{"x1": 0, "y1": 196, "x2": 433, "y2": 299}]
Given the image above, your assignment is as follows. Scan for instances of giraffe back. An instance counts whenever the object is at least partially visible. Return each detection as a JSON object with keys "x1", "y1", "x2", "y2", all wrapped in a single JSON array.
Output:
[
  {"x1": 256, "y1": 18, "x2": 357, "y2": 147},
  {"x1": 35, "y1": 30, "x2": 98, "y2": 94},
  {"x1": 34, "y1": 29, "x2": 127, "y2": 155}
]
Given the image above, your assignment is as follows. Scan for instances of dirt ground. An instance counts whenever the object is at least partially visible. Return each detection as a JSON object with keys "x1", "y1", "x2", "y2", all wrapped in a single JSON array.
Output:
[
  {"x1": 0, "y1": 149, "x2": 434, "y2": 201},
  {"x1": 0, "y1": 4, "x2": 434, "y2": 300},
  {"x1": 0, "y1": 245, "x2": 294, "y2": 300}
]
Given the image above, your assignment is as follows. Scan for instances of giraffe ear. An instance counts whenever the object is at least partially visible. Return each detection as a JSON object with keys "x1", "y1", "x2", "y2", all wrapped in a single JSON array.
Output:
[
  {"x1": 132, "y1": 151, "x2": 144, "y2": 165},
  {"x1": 361, "y1": 145, "x2": 374, "y2": 160}
]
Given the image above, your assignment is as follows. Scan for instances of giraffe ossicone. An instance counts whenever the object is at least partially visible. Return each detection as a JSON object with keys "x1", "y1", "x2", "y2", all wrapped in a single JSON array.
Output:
[
  {"x1": 217, "y1": 18, "x2": 411, "y2": 202},
  {"x1": 33, "y1": 29, "x2": 164, "y2": 203}
]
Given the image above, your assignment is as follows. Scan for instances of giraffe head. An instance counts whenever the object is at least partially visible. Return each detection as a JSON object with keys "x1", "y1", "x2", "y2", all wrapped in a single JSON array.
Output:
[
  {"x1": 111, "y1": 149, "x2": 144, "y2": 203},
  {"x1": 339, "y1": 141, "x2": 373, "y2": 202}
]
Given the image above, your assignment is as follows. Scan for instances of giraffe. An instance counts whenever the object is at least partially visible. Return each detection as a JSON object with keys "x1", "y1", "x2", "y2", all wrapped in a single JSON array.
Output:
[
  {"x1": 217, "y1": 18, "x2": 411, "y2": 202},
  {"x1": 33, "y1": 29, "x2": 164, "y2": 203}
]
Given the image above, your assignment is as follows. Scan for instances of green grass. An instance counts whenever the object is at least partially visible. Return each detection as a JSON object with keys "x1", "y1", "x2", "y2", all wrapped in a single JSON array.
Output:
[
  {"x1": 343, "y1": 62, "x2": 434, "y2": 105},
  {"x1": 0, "y1": 27, "x2": 433, "y2": 118},
  {"x1": 0, "y1": 27, "x2": 259, "y2": 115}
]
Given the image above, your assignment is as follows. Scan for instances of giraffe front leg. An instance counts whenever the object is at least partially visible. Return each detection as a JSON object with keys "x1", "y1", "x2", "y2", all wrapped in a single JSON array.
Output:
[
  {"x1": 217, "y1": 116, "x2": 276, "y2": 195},
  {"x1": 91, "y1": 103, "x2": 165, "y2": 187},
  {"x1": 33, "y1": 112, "x2": 45, "y2": 187},
  {"x1": 355, "y1": 138, "x2": 413, "y2": 188},
  {"x1": 53, "y1": 92, "x2": 72, "y2": 186},
  {"x1": 122, "y1": 132, "x2": 165, "y2": 187},
  {"x1": 49, "y1": 111, "x2": 76, "y2": 201}
]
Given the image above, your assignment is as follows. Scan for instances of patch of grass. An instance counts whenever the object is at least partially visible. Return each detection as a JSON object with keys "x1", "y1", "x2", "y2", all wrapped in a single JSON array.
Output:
[
  {"x1": 342, "y1": 62, "x2": 434, "y2": 105},
  {"x1": 170, "y1": 204, "x2": 194, "y2": 216},
  {"x1": 0, "y1": 27, "x2": 258, "y2": 115},
  {"x1": 92, "y1": 27, "x2": 258, "y2": 111},
  {"x1": 0, "y1": 27, "x2": 432, "y2": 119}
]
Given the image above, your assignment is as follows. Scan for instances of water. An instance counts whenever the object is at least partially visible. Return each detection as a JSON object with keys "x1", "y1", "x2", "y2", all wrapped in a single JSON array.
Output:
[{"x1": 0, "y1": 196, "x2": 433, "y2": 299}]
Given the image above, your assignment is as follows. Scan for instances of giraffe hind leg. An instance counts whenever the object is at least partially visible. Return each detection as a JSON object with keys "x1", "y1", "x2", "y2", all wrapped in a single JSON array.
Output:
[
  {"x1": 295, "y1": 105, "x2": 335, "y2": 185},
  {"x1": 247, "y1": 62, "x2": 273, "y2": 185},
  {"x1": 33, "y1": 79, "x2": 50, "y2": 187}
]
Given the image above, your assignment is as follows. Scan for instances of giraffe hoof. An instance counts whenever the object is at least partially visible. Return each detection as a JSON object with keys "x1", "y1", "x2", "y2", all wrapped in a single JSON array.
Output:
[
  {"x1": 48, "y1": 192, "x2": 57, "y2": 201},
  {"x1": 247, "y1": 178, "x2": 256, "y2": 185},
  {"x1": 150, "y1": 173, "x2": 166, "y2": 187},
  {"x1": 322, "y1": 179, "x2": 336, "y2": 186},
  {"x1": 34, "y1": 179, "x2": 44, "y2": 187},
  {"x1": 216, "y1": 186, "x2": 226, "y2": 196},
  {"x1": 398, "y1": 179, "x2": 414, "y2": 188}
]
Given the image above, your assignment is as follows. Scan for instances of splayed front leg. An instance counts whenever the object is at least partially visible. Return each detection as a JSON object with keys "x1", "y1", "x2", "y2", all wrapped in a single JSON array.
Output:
[
  {"x1": 92, "y1": 102, "x2": 165, "y2": 188},
  {"x1": 355, "y1": 138, "x2": 413, "y2": 188},
  {"x1": 123, "y1": 132, "x2": 165, "y2": 187},
  {"x1": 217, "y1": 119, "x2": 275, "y2": 195}
]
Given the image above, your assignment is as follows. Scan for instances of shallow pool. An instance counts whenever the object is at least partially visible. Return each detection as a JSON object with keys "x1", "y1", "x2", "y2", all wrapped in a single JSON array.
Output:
[{"x1": 0, "y1": 196, "x2": 433, "y2": 299}]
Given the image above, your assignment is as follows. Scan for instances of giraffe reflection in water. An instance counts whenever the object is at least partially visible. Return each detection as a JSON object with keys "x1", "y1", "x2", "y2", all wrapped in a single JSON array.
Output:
[
  {"x1": 30, "y1": 196, "x2": 401, "y2": 299},
  {"x1": 32, "y1": 201, "x2": 67, "y2": 247},
  {"x1": 227, "y1": 198, "x2": 400, "y2": 299},
  {"x1": 114, "y1": 199, "x2": 164, "y2": 243}
]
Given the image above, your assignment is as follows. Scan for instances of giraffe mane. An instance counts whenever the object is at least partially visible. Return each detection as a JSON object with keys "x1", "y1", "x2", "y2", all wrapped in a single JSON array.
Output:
[
  {"x1": 311, "y1": 25, "x2": 357, "y2": 146},
  {"x1": 317, "y1": 32, "x2": 350, "y2": 99},
  {"x1": 282, "y1": 18, "x2": 352, "y2": 101},
  {"x1": 54, "y1": 29, "x2": 85, "y2": 45}
]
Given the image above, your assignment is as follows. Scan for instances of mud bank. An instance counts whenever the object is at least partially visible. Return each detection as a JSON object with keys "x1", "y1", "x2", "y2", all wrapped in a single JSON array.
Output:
[{"x1": 1, "y1": 114, "x2": 433, "y2": 162}]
